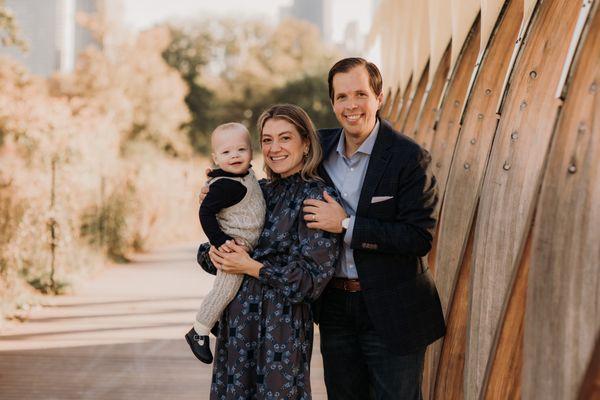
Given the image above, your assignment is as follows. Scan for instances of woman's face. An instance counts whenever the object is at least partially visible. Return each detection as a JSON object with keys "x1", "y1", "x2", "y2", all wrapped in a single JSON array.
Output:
[{"x1": 261, "y1": 118, "x2": 309, "y2": 178}]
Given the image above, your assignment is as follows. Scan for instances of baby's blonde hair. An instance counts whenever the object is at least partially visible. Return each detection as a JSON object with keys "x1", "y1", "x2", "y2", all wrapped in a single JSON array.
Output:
[{"x1": 211, "y1": 122, "x2": 251, "y2": 148}]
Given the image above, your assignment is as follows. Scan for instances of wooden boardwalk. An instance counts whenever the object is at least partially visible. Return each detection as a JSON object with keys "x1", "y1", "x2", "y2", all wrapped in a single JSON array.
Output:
[{"x1": 0, "y1": 244, "x2": 327, "y2": 399}]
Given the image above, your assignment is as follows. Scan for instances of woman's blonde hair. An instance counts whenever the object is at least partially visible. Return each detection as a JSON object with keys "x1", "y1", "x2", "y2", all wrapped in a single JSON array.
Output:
[{"x1": 257, "y1": 104, "x2": 323, "y2": 181}]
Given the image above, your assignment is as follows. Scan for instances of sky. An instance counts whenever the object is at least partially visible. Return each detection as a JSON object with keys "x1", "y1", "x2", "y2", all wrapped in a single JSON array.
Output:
[{"x1": 121, "y1": 0, "x2": 376, "y2": 48}]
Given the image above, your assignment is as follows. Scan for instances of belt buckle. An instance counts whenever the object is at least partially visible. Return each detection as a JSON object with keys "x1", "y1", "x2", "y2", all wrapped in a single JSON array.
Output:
[{"x1": 344, "y1": 279, "x2": 358, "y2": 292}]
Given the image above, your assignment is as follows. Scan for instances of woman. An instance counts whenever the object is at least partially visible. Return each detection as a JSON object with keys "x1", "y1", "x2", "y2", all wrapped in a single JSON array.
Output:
[{"x1": 197, "y1": 104, "x2": 341, "y2": 399}]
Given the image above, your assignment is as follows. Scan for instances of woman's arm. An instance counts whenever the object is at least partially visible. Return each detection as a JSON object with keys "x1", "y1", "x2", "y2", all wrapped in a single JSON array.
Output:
[
  {"x1": 208, "y1": 243, "x2": 262, "y2": 277},
  {"x1": 258, "y1": 187, "x2": 341, "y2": 304}
]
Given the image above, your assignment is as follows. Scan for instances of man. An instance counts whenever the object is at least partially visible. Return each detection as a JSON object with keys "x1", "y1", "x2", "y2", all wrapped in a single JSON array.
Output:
[{"x1": 302, "y1": 57, "x2": 445, "y2": 399}]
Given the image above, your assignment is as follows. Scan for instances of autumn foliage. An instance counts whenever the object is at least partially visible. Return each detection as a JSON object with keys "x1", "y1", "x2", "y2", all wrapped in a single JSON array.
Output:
[{"x1": 0, "y1": 26, "x2": 202, "y2": 318}]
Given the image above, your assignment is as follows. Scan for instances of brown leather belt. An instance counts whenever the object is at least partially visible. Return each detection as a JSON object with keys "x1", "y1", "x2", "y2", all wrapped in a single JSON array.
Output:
[{"x1": 329, "y1": 277, "x2": 362, "y2": 292}]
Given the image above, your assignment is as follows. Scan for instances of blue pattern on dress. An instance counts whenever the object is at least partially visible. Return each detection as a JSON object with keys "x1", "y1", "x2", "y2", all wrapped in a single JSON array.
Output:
[{"x1": 199, "y1": 173, "x2": 340, "y2": 399}]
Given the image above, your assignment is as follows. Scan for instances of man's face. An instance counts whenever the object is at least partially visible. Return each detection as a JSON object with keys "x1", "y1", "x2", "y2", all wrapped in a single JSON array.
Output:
[{"x1": 331, "y1": 66, "x2": 383, "y2": 140}]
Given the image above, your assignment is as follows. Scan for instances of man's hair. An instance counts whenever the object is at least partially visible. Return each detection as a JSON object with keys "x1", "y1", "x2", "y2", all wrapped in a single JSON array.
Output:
[{"x1": 327, "y1": 57, "x2": 383, "y2": 102}]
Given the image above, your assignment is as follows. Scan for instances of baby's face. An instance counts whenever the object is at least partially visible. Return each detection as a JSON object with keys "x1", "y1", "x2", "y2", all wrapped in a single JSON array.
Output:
[{"x1": 211, "y1": 129, "x2": 252, "y2": 175}]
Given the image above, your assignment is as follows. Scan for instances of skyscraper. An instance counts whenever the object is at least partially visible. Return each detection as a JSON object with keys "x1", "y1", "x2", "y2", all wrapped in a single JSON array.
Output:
[
  {"x1": 0, "y1": 0, "x2": 121, "y2": 76},
  {"x1": 280, "y1": 0, "x2": 333, "y2": 42}
]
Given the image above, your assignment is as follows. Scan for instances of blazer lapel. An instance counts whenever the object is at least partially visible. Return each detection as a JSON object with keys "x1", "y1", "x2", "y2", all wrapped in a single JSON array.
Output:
[
  {"x1": 356, "y1": 121, "x2": 394, "y2": 216},
  {"x1": 318, "y1": 129, "x2": 342, "y2": 187}
]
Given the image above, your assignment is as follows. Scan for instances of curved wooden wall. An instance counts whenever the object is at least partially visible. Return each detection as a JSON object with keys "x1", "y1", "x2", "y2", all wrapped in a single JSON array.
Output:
[
  {"x1": 523, "y1": 2, "x2": 600, "y2": 398},
  {"x1": 369, "y1": 0, "x2": 599, "y2": 398}
]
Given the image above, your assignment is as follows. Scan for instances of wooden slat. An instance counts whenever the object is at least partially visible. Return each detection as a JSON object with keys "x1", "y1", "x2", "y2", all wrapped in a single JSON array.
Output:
[
  {"x1": 578, "y1": 335, "x2": 600, "y2": 400},
  {"x1": 429, "y1": 16, "x2": 480, "y2": 208},
  {"x1": 402, "y1": 63, "x2": 429, "y2": 137},
  {"x1": 433, "y1": 215, "x2": 477, "y2": 400},
  {"x1": 523, "y1": 3, "x2": 600, "y2": 398},
  {"x1": 482, "y1": 227, "x2": 531, "y2": 399},
  {"x1": 392, "y1": 75, "x2": 413, "y2": 130},
  {"x1": 414, "y1": 44, "x2": 451, "y2": 152},
  {"x1": 450, "y1": 0, "x2": 481, "y2": 75},
  {"x1": 432, "y1": 1, "x2": 523, "y2": 397},
  {"x1": 480, "y1": 0, "x2": 508, "y2": 57},
  {"x1": 427, "y1": 0, "x2": 452, "y2": 85},
  {"x1": 380, "y1": 88, "x2": 394, "y2": 119},
  {"x1": 434, "y1": 0, "x2": 522, "y2": 330},
  {"x1": 388, "y1": 87, "x2": 403, "y2": 124},
  {"x1": 465, "y1": 0, "x2": 581, "y2": 398},
  {"x1": 412, "y1": 1, "x2": 430, "y2": 95}
]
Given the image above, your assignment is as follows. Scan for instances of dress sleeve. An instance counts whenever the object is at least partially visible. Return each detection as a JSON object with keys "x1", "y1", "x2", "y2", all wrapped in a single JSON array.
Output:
[{"x1": 258, "y1": 186, "x2": 341, "y2": 304}]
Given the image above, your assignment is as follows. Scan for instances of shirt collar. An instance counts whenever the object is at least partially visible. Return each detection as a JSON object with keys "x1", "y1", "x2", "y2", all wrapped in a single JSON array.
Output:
[{"x1": 335, "y1": 119, "x2": 380, "y2": 157}]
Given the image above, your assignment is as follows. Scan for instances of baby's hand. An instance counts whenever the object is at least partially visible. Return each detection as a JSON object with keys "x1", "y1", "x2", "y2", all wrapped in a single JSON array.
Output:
[
  {"x1": 233, "y1": 238, "x2": 251, "y2": 253},
  {"x1": 217, "y1": 243, "x2": 233, "y2": 253}
]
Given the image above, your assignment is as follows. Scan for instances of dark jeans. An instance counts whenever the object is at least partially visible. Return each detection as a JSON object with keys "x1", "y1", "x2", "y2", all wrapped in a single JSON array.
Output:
[{"x1": 319, "y1": 287, "x2": 425, "y2": 400}]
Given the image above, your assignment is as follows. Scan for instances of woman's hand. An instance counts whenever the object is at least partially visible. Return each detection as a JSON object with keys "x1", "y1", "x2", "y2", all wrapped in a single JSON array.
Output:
[{"x1": 209, "y1": 241, "x2": 263, "y2": 278}]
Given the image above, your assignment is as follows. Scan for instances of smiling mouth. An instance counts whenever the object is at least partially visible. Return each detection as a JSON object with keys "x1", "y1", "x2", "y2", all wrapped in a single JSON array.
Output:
[
  {"x1": 344, "y1": 114, "x2": 362, "y2": 122},
  {"x1": 269, "y1": 155, "x2": 287, "y2": 161}
]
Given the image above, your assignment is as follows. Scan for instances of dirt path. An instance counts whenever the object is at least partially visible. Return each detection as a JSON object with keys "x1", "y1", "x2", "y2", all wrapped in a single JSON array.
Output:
[{"x1": 0, "y1": 244, "x2": 326, "y2": 399}]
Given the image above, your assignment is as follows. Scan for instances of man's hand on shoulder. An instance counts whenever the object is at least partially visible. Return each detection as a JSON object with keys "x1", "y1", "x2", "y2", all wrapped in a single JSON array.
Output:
[{"x1": 302, "y1": 191, "x2": 347, "y2": 233}]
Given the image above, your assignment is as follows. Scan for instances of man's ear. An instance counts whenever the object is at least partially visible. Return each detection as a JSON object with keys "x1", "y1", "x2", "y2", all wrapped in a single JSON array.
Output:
[{"x1": 377, "y1": 91, "x2": 384, "y2": 109}]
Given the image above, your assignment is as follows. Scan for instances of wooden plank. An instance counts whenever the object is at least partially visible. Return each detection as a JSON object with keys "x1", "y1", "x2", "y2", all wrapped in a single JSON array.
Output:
[
  {"x1": 431, "y1": 1, "x2": 523, "y2": 398},
  {"x1": 414, "y1": 44, "x2": 451, "y2": 152},
  {"x1": 412, "y1": 1, "x2": 430, "y2": 95},
  {"x1": 523, "y1": 3, "x2": 600, "y2": 398},
  {"x1": 434, "y1": 0, "x2": 522, "y2": 330},
  {"x1": 429, "y1": 16, "x2": 480, "y2": 208},
  {"x1": 578, "y1": 335, "x2": 600, "y2": 400},
  {"x1": 432, "y1": 214, "x2": 476, "y2": 399},
  {"x1": 402, "y1": 63, "x2": 429, "y2": 137},
  {"x1": 495, "y1": 0, "x2": 539, "y2": 114},
  {"x1": 424, "y1": 23, "x2": 480, "y2": 396},
  {"x1": 450, "y1": 0, "x2": 481, "y2": 75},
  {"x1": 392, "y1": 75, "x2": 413, "y2": 130},
  {"x1": 380, "y1": 88, "x2": 394, "y2": 119},
  {"x1": 388, "y1": 87, "x2": 403, "y2": 124},
  {"x1": 465, "y1": 0, "x2": 582, "y2": 398},
  {"x1": 427, "y1": 0, "x2": 452, "y2": 85},
  {"x1": 480, "y1": 0, "x2": 508, "y2": 57},
  {"x1": 398, "y1": 0, "x2": 413, "y2": 94},
  {"x1": 482, "y1": 227, "x2": 531, "y2": 399},
  {"x1": 555, "y1": 0, "x2": 594, "y2": 99}
]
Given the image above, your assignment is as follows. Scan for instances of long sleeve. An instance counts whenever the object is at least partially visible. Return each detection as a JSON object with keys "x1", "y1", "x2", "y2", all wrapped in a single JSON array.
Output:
[
  {"x1": 258, "y1": 187, "x2": 340, "y2": 304},
  {"x1": 199, "y1": 179, "x2": 247, "y2": 248},
  {"x1": 351, "y1": 147, "x2": 438, "y2": 256}
]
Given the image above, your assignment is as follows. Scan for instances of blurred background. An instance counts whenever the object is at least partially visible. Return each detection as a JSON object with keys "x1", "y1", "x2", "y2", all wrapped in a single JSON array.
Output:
[
  {"x1": 0, "y1": 0, "x2": 378, "y2": 318},
  {"x1": 1, "y1": 1, "x2": 598, "y2": 399}
]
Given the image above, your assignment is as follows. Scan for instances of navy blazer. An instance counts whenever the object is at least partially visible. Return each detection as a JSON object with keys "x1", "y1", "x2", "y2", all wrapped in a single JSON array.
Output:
[{"x1": 316, "y1": 119, "x2": 446, "y2": 355}]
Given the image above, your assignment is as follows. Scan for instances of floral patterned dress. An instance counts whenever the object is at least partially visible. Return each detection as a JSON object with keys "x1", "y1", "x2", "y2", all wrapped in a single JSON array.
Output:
[{"x1": 198, "y1": 174, "x2": 341, "y2": 400}]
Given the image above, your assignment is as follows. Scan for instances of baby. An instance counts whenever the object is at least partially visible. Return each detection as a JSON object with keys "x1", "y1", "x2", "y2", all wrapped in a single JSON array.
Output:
[{"x1": 185, "y1": 122, "x2": 266, "y2": 363}]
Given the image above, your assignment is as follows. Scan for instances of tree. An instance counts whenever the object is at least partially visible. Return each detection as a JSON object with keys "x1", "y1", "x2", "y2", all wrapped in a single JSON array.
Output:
[
  {"x1": 0, "y1": 0, "x2": 27, "y2": 51},
  {"x1": 162, "y1": 25, "x2": 218, "y2": 153},
  {"x1": 162, "y1": 16, "x2": 342, "y2": 154}
]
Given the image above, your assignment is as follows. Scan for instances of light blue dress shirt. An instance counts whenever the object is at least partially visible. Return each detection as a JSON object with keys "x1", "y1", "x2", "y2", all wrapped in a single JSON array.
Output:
[{"x1": 323, "y1": 120, "x2": 380, "y2": 278}]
